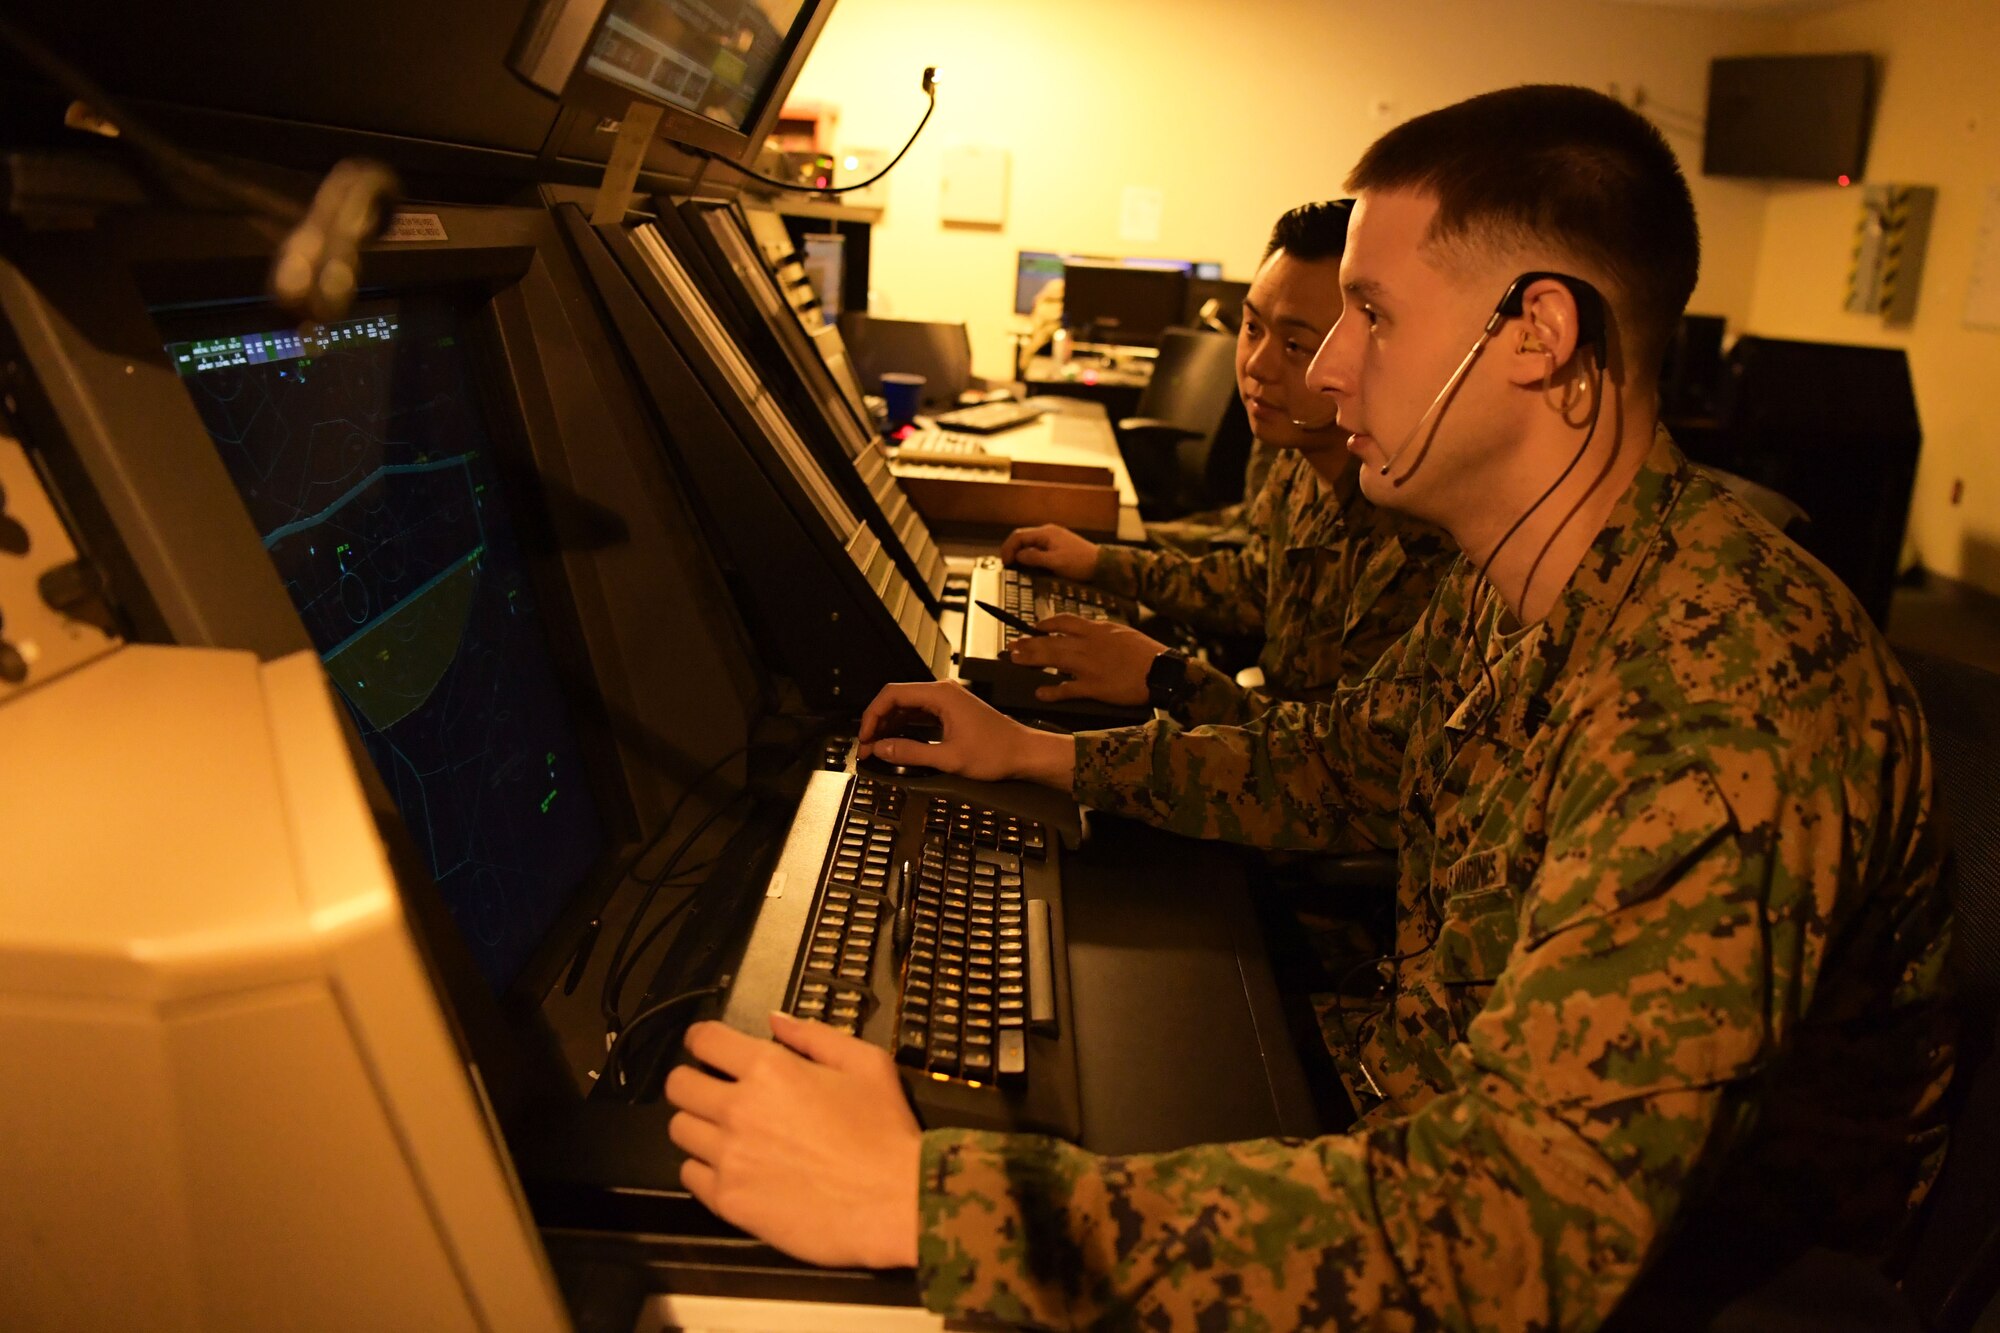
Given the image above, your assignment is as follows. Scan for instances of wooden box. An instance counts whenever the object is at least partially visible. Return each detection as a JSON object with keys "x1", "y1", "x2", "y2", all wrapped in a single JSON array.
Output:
[{"x1": 891, "y1": 460, "x2": 1121, "y2": 537}]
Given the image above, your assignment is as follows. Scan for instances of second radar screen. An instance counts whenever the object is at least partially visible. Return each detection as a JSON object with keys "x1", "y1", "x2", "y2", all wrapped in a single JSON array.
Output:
[{"x1": 162, "y1": 295, "x2": 607, "y2": 995}]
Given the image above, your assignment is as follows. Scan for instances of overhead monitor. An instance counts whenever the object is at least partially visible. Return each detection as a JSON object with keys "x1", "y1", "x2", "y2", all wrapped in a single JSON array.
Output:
[
  {"x1": 157, "y1": 295, "x2": 611, "y2": 996},
  {"x1": 1704, "y1": 53, "x2": 1875, "y2": 182},
  {"x1": 1061, "y1": 260, "x2": 1189, "y2": 348},
  {"x1": 512, "y1": 0, "x2": 835, "y2": 158}
]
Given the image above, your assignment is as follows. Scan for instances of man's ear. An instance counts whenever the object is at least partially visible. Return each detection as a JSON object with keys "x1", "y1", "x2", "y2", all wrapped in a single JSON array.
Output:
[{"x1": 1502, "y1": 278, "x2": 1582, "y2": 385}]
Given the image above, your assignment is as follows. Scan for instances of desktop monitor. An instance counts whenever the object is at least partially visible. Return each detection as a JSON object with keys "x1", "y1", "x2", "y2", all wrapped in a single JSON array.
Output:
[
  {"x1": 1015, "y1": 250, "x2": 1070, "y2": 315},
  {"x1": 512, "y1": 0, "x2": 836, "y2": 159},
  {"x1": 157, "y1": 295, "x2": 613, "y2": 998},
  {"x1": 1061, "y1": 260, "x2": 1189, "y2": 348}
]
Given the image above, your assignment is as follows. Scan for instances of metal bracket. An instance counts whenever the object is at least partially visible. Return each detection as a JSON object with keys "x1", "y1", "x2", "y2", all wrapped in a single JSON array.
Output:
[{"x1": 590, "y1": 101, "x2": 664, "y2": 227}]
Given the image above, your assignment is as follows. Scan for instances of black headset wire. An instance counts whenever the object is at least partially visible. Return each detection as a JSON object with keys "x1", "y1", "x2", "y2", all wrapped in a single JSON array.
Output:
[{"x1": 1335, "y1": 337, "x2": 1612, "y2": 1078}]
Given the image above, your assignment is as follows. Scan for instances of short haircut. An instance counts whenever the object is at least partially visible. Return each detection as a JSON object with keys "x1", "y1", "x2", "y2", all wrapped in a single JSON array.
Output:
[
  {"x1": 1262, "y1": 199, "x2": 1353, "y2": 265},
  {"x1": 1346, "y1": 84, "x2": 1699, "y2": 379}
]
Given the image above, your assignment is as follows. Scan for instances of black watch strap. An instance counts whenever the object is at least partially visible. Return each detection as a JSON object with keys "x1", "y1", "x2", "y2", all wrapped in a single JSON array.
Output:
[{"x1": 1146, "y1": 649, "x2": 1197, "y2": 711}]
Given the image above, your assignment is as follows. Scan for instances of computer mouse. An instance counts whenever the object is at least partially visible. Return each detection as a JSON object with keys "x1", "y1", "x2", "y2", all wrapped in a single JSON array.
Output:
[{"x1": 856, "y1": 708, "x2": 943, "y2": 778}]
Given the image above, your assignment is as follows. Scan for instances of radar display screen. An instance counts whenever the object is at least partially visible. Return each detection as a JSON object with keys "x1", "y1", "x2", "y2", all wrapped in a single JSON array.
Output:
[{"x1": 161, "y1": 294, "x2": 608, "y2": 995}]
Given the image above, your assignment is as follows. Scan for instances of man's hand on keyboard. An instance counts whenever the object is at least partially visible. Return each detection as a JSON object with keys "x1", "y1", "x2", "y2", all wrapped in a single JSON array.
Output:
[
  {"x1": 858, "y1": 681, "x2": 1076, "y2": 791},
  {"x1": 999, "y1": 523, "x2": 1100, "y2": 582},
  {"x1": 1006, "y1": 614, "x2": 1165, "y2": 707},
  {"x1": 665, "y1": 1013, "x2": 920, "y2": 1270}
]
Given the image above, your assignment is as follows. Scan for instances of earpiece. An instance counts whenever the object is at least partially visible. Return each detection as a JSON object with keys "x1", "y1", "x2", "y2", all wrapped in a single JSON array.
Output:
[
  {"x1": 1494, "y1": 271, "x2": 1609, "y2": 366},
  {"x1": 1518, "y1": 330, "x2": 1548, "y2": 355}
]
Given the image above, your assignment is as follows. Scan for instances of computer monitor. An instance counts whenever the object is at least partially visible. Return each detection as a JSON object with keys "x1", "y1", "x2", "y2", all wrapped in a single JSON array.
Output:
[
  {"x1": 1186, "y1": 276, "x2": 1251, "y2": 333},
  {"x1": 157, "y1": 295, "x2": 611, "y2": 997},
  {"x1": 1061, "y1": 260, "x2": 1189, "y2": 348},
  {"x1": 1015, "y1": 250, "x2": 1070, "y2": 315},
  {"x1": 1016, "y1": 253, "x2": 1216, "y2": 319},
  {"x1": 512, "y1": 0, "x2": 836, "y2": 159}
]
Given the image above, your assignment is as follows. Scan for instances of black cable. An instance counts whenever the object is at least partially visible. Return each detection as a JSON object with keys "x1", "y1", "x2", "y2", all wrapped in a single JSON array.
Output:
[
  {"x1": 0, "y1": 14, "x2": 304, "y2": 224},
  {"x1": 601, "y1": 785, "x2": 757, "y2": 1029},
  {"x1": 604, "y1": 840, "x2": 748, "y2": 1016},
  {"x1": 605, "y1": 881, "x2": 707, "y2": 1011},
  {"x1": 691, "y1": 66, "x2": 936, "y2": 196},
  {"x1": 600, "y1": 984, "x2": 727, "y2": 1096},
  {"x1": 621, "y1": 745, "x2": 753, "y2": 886},
  {"x1": 563, "y1": 742, "x2": 750, "y2": 1006}
]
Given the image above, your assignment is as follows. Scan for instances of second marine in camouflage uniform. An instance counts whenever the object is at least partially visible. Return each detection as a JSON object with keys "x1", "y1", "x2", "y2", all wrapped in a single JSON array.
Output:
[
  {"x1": 913, "y1": 429, "x2": 1955, "y2": 1330},
  {"x1": 1092, "y1": 449, "x2": 1454, "y2": 727}
]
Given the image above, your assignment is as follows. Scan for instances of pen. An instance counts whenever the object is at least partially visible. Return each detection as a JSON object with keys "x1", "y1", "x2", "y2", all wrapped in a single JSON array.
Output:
[{"x1": 974, "y1": 599, "x2": 1046, "y2": 638}]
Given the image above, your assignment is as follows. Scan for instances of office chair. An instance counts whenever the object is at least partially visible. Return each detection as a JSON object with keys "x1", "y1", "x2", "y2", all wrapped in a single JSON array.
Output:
[
  {"x1": 1895, "y1": 647, "x2": 2000, "y2": 1333},
  {"x1": 1114, "y1": 327, "x2": 1241, "y2": 521},
  {"x1": 1604, "y1": 646, "x2": 2000, "y2": 1333},
  {"x1": 1679, "y1": 336, "x2": 1922, "y2": 628},
  {"x1": 837, "y1": 312, "x2": 978, "y2": 411}
]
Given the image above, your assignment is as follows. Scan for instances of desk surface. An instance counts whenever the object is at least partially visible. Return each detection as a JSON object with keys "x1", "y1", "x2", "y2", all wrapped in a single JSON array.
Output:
[
  {"x1": 1025, "y1": 354, "x2": 1155, "y2": 390},
  {"x1": 895, "y1": 397, "x2": 1146, "y2": 546},
  {"x1": 540, "y1": 816, "x2": 1317, "y2": 1325}
]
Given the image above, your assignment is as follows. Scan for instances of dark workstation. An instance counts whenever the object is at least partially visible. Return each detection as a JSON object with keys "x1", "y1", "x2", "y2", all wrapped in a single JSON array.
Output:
[{"x1": 1, "y1": 3, "x2": 1996, "y2": 1331}]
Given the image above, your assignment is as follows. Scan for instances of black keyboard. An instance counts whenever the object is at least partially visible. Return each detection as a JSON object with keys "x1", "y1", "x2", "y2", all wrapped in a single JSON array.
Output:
[
  {"x1": 957, "y1": 556, "x2": 1148, "y2": 724},
  {"x1": 932, "y1": 399, "x2": 1046, "y2": 434},
  {"x1": 785, "y1": 778, "x2": 904, "y2": 1035},
  {"x1": 723, "y1": 766, "x2": 1081, "y2": 1136},
  {"x1": 895, "y1": 795, "x2": 1050, "y2": 1082},
  {"x1": 992, "y1": 564, "x2": 1119, "y2": 651}
]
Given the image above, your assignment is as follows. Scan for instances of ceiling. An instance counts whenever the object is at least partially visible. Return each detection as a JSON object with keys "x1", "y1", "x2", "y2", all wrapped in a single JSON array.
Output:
[{"x1": 1593, "y1": 0, "x2": 1859, "y2": 12}]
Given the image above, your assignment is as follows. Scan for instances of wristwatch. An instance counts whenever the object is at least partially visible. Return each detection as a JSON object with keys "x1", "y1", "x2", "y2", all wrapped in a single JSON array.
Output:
[{"x1": 1145, "y1": 648, "x2": 1198, "y2": 711}]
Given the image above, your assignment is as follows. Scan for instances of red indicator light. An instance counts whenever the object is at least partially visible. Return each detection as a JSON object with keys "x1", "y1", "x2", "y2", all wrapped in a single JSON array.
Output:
[{"x1": 1837, "y1": 174, "x2": 1851, "y2": 186}]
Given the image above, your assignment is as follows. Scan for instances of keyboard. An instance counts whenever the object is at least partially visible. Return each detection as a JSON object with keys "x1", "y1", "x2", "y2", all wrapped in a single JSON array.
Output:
[
  {"x1": 720, "y1": 763, "x2": 1081, "y2": 1136},
  {"x1": 893, "y1": 426, "x2": 1009, "y2": 472},
  {"x1": 955, "y1": 556, "x2": 1149, "y2": 724},
  {"x1": 895, "y1": 793, "x2": 1050, "y2": 1081},
  {"x1": 932, "y1": 399, "x2": 1046, "y2": 434},
  {"x1": 990, "y1": 563, "x2": 1119, "y2": 651}
]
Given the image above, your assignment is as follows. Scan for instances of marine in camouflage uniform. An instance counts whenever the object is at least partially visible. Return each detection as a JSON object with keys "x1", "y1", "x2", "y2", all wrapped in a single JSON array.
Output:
[
  {"x1": 1093, "y1": 448, "x2": 1454, "y2": 730},
  {"x1": 913, "y1": 428, "x2": 1955, "y2": 1330}
]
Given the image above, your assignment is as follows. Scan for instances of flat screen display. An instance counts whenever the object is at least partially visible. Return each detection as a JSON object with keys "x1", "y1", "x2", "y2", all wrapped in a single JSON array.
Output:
[
  {"x1": 1062, "y1": 261, "x2": 1189, "y2": 348},
  {"x1": 1015, "y1": 250, "x2": 1070, "y2": 315},
  {"x1": 159, "y1": 295, "x2": 609, "y2": 994},
  {"x1": 586, "y1": 0, "x2": 809, "y2": 131},
  {"x1": 1704, "y1": 53, "x2": 1874, "y2": 182}
]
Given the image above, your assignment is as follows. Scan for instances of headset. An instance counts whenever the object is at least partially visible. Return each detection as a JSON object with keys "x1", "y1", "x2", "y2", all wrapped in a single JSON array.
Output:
[{"x1": 1372, "y1": 270, "x2": 1609, "y2": 479}]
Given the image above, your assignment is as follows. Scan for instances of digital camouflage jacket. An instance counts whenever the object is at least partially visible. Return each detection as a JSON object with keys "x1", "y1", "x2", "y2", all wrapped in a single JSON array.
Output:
[
  {"x1": 915, "y1": 429, "x2": 1954, "y2": 1331},
  {"x1": 1093, "y1": 450, "x2": 1454, "y2": 728}
]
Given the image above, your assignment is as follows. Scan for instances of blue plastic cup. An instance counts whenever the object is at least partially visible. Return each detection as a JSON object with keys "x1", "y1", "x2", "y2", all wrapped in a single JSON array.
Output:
[{"x1": 880, "y1": 371, "x2": 926, "y2": 426}]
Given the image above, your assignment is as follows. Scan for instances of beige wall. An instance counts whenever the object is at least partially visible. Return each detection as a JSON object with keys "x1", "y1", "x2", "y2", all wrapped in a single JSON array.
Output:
[
  {"x1": 1741, "y1": 0, "x2": 2000, "y2": 591},
  {"x1": 788, "y1": 0, "x2": 1787, "y2": 382},
  {"x1": 791, "y1": 0, "x2": 1999, "y2": 592}
]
